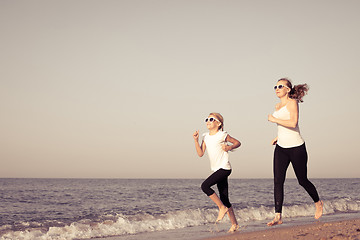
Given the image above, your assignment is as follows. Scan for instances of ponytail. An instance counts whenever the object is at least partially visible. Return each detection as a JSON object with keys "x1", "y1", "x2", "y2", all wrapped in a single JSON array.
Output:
[
  {"x1": 290, "y1": 84, "x2": 309, "y2": 103},
  {"x1": 278, "y1": 78, "x2": 309, "y2": 103}
]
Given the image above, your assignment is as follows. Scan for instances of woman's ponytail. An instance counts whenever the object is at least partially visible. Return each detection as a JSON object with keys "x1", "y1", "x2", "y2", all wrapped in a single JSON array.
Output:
[
  {"x1": 278, "y1": 78, "x2": 309, "y2": 103},
  {"x1": 290, "y1": 84, "x2": 309, "y2": 103}
]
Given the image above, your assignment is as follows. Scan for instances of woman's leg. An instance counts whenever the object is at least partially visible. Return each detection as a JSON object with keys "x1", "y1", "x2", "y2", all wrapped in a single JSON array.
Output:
[
  {"x1": 268, "y1": 145, "x2": 290, "y2": 226},
  {"x1": 290, "y1": 144, "x2": 323, "y2": 219},
  {"x1": 273, "y1": 145, "x2": 290, "y2": 213}
]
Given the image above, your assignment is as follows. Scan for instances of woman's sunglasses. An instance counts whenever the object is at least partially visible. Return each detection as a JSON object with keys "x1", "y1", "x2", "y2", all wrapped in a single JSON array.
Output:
[
  {"x1": 274, "y1": 84, "x2": 289, "y2": 90},
  {"x1": 205, "y1": 117, "x2": 219, "y2": 123}
]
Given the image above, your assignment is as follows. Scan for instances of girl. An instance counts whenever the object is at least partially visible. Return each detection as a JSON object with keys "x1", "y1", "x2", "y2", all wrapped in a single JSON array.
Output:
[
  {"x1": 193, "y1": 112, "x2": 241, "y2": 232},
  {"x1": 267, "y1": 78, "x2": 323, "y2": 226}
]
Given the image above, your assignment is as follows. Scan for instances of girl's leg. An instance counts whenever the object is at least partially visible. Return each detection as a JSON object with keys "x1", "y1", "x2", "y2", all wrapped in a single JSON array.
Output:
[
  {"x1": 268, "y1": 145, "x2": 290, "y2": 226},
  {"x1": 216, "y1": 170, "x2": 239, "y2": 231},
  {"x1": 209, "y1": 193, "x2": 228, "y2": 222},
  {"x1": 201, "y1": 169, "x2": 231, "y2": 222},
  {"x1": 290, "y1": 144, "x2": 323, "y2": 219},
  {"x1": 227, "y1": 207, "x2": 240, "y2": 232},
  {"x1": 216, "y1": 170, "x2": 232, "y2": 208}
]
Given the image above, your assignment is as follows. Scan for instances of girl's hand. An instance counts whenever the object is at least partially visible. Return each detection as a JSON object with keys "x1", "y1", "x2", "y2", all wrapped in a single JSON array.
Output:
[
  {"x1": 268, "y1": 114, "x2": 277, "y2": 123},
  {"x1": 222, "y1": 143, "x2": 231, "y2": 152},
  {"x1": 222, "y1": 135, "x2": 241, "y2": 152},
  {"x1": 193, "y1": 130, "x2": 199, "y2": 141},
  {"x1": 193, "y1": 131, "x2": 205, "y2": 157}
]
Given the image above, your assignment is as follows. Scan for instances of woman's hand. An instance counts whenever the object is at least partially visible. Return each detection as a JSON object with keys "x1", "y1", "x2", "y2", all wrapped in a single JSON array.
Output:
[
  {"x1": 268, "y1": 114, "x2": 277, "y2": 123},
  {"x1": 271, "y1": 137, "x2": 278, "y2": 145},
  {"x1": 269, "y1": 100, "x2": 299, "y2": 128}
]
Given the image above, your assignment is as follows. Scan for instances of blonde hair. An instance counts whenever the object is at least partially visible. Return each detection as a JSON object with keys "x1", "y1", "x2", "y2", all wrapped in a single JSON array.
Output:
[{"x1": 209, "y1": 112, "x2": 224, "y2": 131}]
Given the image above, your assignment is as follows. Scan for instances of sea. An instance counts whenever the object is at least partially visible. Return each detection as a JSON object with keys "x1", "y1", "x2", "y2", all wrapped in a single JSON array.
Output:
[{"x1": 0, "y1": 178, "x2": 359, "y2": 240}]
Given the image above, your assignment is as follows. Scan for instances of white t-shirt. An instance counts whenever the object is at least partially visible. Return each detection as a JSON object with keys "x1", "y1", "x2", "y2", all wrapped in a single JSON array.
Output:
[
  {"x1": 272, "y1": 105, "x2": 304, "y2": 148},
  {"x1": 203, "y1": 131, "x2": 231, "y2": 172}
]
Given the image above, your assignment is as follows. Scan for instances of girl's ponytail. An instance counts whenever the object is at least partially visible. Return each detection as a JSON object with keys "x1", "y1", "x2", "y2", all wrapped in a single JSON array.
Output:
[{"x1": 209, "y1": 112, "x2": 224, "y2": 131}]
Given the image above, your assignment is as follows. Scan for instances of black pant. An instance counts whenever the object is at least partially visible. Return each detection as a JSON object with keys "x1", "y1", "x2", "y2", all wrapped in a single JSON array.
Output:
[
  {"x1": 201, "y1": 168, "x2": 232, "y2": 208},
  {"x1": 273, "y1": 143, "x2": 320, "y2": 213}
]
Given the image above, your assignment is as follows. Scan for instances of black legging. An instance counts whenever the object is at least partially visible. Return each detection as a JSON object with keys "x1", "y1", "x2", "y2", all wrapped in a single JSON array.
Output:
[
  {"x1": 201, "y1": 168, "x2": 232, "y2": 208},
  {"x1": 273, "y1": 143, "x2": 320, "y2": 213}
]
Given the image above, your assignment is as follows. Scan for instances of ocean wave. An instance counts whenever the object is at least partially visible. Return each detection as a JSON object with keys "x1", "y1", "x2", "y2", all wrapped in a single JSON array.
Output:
[
  {"x1": 236, "y1": 198, "x2": 360, "y2": 221},
  {"x1": 1, "y1": 198, "x2": 359, "y2": 240}
]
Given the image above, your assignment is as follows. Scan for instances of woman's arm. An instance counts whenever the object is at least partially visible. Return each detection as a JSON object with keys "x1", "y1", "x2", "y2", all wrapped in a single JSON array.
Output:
[
  {"x1": 222, "y1": 135, "x2": 241, "y2": 152},
  {"x1": 271, "y1": 136, "x2": 278, "y2": 145},
  {"x1": 193, "y1": 130, "x2": 206, "y2": 157},
  {"x1": 268, "y1": 100, "x2": 299, "y2": 128}
]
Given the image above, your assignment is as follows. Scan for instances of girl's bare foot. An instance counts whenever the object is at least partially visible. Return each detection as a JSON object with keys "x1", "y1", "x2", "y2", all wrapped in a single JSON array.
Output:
[
  {"x1": 228, "y1": 224, "x2": 240, "y2": 233},
  {"x1": 267, "y1": 213, "x2": 282, "y2": 226},
  {"x1": 315, "y1": 200, "x2": 324, "y2": 219},
  {"x1": 216, "y1": 206, "x2": 228, "y2": 222}
]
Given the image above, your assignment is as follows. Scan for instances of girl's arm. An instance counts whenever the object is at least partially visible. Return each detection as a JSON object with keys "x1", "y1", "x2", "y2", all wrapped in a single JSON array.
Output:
[
  {"x1": 193, "y1": 130, "x2": 206, "y2": 157},
  {"x1": 222, "y1": 135, "x2": 241, "y2": 152},
  {"x1": 268, "y1": 100, "x2": 299, "y2": 128}
]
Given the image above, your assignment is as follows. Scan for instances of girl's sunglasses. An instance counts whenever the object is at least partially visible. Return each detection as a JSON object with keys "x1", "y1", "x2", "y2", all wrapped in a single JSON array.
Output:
[
  {"x1": 205, "y1": 117, "x2": 219, "y2": 123},
  {"x1": 274, "y1": 84, "x2": 289, "y2": 90}
]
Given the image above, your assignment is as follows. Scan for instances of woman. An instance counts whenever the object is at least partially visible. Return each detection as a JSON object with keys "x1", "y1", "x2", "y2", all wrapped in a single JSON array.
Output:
[{"x1": 267, "y1": 78, "x2": 323, "y2": 226}]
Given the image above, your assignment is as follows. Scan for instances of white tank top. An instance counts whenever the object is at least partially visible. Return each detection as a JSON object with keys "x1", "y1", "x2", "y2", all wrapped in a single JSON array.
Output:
[
  {"x1": 202, "y1": 131, "x2": 231, "y2": 172},
  {"x1": 272, "y1": 105, "x2": 304, "y2": 148}
]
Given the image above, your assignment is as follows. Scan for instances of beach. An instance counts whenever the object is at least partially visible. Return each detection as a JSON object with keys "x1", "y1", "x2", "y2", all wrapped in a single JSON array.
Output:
[
  {"x1": 205, "y1": 218, "x2": 360, "y2": 240},
  {"x1": 1, "y1": 178, "x2": 359, "y2": 240}
]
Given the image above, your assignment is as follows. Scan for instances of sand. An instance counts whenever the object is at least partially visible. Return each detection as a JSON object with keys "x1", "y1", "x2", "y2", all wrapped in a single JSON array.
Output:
[{"x1": 204, "y1": 218, "x2": 360, "y2": 240}]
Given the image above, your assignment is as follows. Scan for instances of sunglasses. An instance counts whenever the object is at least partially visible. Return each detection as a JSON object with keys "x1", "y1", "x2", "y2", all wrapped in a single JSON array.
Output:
[
  {"x1": 205, "y1": 117, "x2": 219, "y2": 123},
  {"x1": 274, "y1": 84, "x2": 289, "y2": 90}
]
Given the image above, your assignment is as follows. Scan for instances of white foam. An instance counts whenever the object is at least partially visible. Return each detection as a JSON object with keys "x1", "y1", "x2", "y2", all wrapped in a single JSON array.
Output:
[
  {"x1": 237, "y1": 197, "x2": 360, "y2": 222},
  {"x1": 1, "y1": 198, "x2": 359, "y2": 240}
]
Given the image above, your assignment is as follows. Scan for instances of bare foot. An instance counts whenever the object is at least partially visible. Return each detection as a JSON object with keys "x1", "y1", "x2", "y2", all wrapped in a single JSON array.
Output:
[
  {"x1": 216, "y1": 206, "x2": 228, "y2": 222},
  {"x1": 267, "y1": 214, "x2": 282, "y2": 226},
  {"x1": 228, "y1": 224, "x2": 240, "y2": 233},
  {"x1": 315, "y1": 200, "x2": 324, "y2": 219}
]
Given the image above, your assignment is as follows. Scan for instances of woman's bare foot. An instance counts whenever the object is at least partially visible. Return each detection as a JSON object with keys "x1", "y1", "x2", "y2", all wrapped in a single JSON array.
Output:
[
  {"x1": 315, "y1": 200, "x2": 324, "y2": 219},
  {"x1": 267, "y1": 213, "x2": 282, "y2": 226},
  {"x1": 216, "y1": 206, "x2": 228, "y2": 222},
  {"x1": 228, "y1": 224, "x2": 240, "y2": 233}
]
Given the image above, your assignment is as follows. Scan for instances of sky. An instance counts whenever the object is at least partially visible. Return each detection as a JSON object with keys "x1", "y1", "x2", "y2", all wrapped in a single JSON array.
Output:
[{"x1": 1, "y1": 0, "x2": 359, "y2": 179}]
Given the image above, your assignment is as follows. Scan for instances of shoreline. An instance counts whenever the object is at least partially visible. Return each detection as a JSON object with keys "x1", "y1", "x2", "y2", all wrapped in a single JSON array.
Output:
[{"x1": 204, "y1": 217, "x2": 360, "y2": 240}]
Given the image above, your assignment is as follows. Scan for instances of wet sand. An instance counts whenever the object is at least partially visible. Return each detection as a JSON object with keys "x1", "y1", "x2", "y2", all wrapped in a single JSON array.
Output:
[{"x1": 204, "y1": 218, "x2": 360, "y2": 240}]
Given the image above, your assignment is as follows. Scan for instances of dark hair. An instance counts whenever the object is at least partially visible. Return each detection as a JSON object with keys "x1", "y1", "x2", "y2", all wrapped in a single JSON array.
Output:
[{"x1": 278, "y1": 78, "x2": 309, "y2": 103}]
